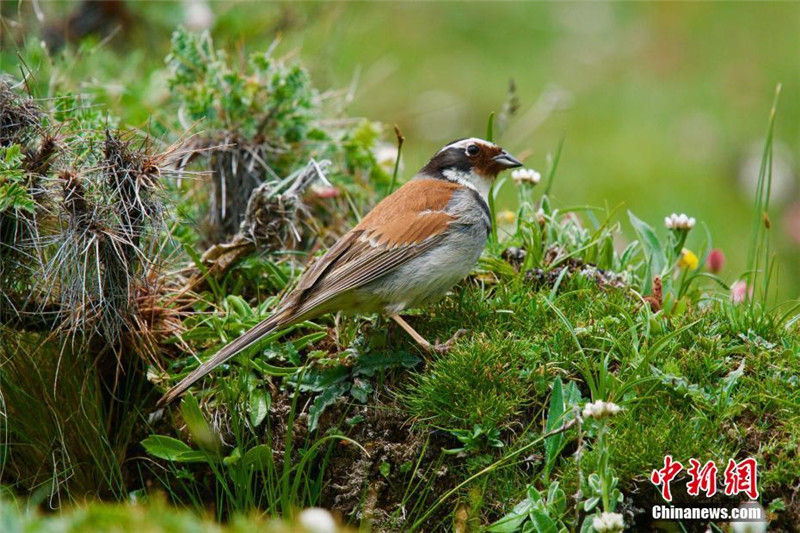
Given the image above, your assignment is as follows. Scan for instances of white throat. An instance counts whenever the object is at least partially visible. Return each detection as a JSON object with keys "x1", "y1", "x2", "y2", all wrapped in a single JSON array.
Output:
[{"x1": 441, "y1": 168, "x2": 491, "y2": 201}]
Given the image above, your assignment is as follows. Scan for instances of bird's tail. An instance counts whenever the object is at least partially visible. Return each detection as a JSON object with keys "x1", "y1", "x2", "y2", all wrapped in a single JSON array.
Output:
[{"x1": 158, "y1": 312, "x2": 285, "y2": 406}]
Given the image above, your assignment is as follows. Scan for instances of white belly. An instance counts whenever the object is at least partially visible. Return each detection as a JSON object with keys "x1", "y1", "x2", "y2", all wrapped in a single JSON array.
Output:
[{"x1": 352, "y1": 226, "x2": 487, "y2": 313}]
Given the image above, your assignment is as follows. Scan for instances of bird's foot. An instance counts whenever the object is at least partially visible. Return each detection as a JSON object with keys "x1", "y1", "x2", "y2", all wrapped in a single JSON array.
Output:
[{"x1": 433, "y1": 329, "x2": 469, "y2": 354}]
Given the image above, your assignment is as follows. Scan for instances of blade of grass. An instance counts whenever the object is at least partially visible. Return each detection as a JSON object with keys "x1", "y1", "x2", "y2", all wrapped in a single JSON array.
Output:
[
  {"x1": 542, "y1": 137, "x2": 564, "y2": 197},
  {"x1": 487, "y1": 112, "x2": 498, "y2": 244},
  {"x1": 745, "y1": 84, "x2": 781, "y2": 309}
]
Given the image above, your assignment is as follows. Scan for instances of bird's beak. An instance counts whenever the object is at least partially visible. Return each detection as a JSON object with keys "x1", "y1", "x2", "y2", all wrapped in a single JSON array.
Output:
[{"x1": 492, "y1": 151, "x2": 523, "y2": 169}]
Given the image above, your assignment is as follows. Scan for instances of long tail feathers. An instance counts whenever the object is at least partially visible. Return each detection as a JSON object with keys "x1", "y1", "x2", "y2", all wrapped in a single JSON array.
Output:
[{"x1": 158, "y1": 312, "x2": 284, "y2": 406}]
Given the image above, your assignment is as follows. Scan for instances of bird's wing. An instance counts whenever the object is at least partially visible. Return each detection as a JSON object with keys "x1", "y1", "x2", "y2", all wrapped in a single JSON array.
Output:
[{"x1": 282, "y1": 178, "x2": 460, "y2": 316}]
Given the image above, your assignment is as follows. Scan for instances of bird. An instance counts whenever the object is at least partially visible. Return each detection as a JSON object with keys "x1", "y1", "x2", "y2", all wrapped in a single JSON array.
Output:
[{"x1": 160, "y1": 138, "x2": 522, "y2": 405}]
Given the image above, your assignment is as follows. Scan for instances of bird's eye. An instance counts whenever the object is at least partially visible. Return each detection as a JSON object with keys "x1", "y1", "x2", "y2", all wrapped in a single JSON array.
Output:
[{"x1": 466, "y1": 144, "x2": 480, "y2": 156}]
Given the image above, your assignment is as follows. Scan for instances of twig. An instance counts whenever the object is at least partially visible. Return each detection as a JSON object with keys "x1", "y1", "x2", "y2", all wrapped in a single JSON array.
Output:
[{"x1": 388, "y1": 124, "x2": 404, "y2": 193}]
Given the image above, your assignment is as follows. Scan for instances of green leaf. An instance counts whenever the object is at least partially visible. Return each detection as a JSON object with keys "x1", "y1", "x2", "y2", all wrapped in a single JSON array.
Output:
[
  {"x1": 488, "y1": 501, "x2": 532, "y2": 532},
  {"x1": 527, "y1": 485, "x2": 542, "y2": 502},
  {"x1": 547, "y1": 482, "x2": 566, "y2": 515},
  {"x1": 223, "y1": 446, "x2": 241, "y2": 466},
  {"x1": 142, "y1": 436, "x2": 210, "y2": 463},
  {"x1": 564, "y1": 380, "x2": 582, "y2": 406},
  {"x1": 4, "y1": 144, "x2": 21, "y2": 161},
  {"x1": 248, "y1": 389, "x2": 270, "y2": 427},
  {"x1": 580, "y1": 515, "x2": 596, "y2": 533},
  {"x1": 583, "y1": 496, "x2": 600, "y2": 512},
  {"x1": 291, "y1": 331, "x2": 327, "y2": 350},
  {"x1": 181, "y1": 394, "x2": 221, "y2": 454},
  {"x1": 176, "y1": 450, "x2": 214, "y2": 463},
  {"x1": 354, "y1": 350, "x2": 420, "y2": 377},
  {"x1": 142, "y1": 435, "x2": 192, "y2": 460},
  {"x1": 350, "y1": 378, "x2": 372, "y2": 403},
  {"x1": 529, "y1": 510, "x2": 558, "y2": 533},
  {"x1": 618, "y1": 241, "x2": 639, "y2": 268},
  {"x1": 296, "y1": 365, "x2": 349, "y2": 392},
  {"x1": 241, "y1": 444, "x2": 273, "y2": 470},
  {"x1": 544, "y1": 378, "x2": 566, "y2": 476},
  {"x1": 628, "y1": 211, "x2": 666, "y2": 292},
  {"x1": 223, "y1": 295, "x2": 248, "y2": 316},
  {"x1": 718, "y1": 360, "x2": 745, "y2": 408},
  {"x1": 308, "y1": 381, "x2": 349, "y2": 431}
]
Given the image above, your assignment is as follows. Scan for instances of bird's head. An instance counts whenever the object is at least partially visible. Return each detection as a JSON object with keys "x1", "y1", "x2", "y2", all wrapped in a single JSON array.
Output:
[{"x1": 419, "y1": 138, "x2": 522, "y2": 198}]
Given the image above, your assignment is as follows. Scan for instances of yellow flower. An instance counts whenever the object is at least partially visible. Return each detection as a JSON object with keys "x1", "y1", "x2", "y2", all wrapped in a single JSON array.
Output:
[
  {"x1": 497, "y1": 209, "x2": 516, "y2": 225},
  {"x1": 678, "y1": 248, "x2": 699, "y2": 270}
]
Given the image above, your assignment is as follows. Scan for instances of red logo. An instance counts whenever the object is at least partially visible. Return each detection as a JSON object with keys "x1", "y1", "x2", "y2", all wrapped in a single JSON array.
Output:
[
  {"x1": 686, "y1": 458, "x2": 717, "y2": 497},
  {"x1": 650, "y1": 456, "x2": 759, "y2": 501},
  {"x1": 723, "y1": 458, "x2": 759, "y2": 499},
  {"x1": 650, "y1": 455, "x2": 683, "y2": 502}
]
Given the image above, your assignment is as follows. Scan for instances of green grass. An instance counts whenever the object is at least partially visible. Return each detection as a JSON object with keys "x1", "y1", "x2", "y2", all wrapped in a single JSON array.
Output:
[
  {"x1": 0, "y1": 331, "x2": 143, "y2": 503},
  {"x1": 406, "y1": 333, "x2": 543, "y2": 431},
  {"x1": 399, "y1": 273, "x2": 800, "y2": 527}
]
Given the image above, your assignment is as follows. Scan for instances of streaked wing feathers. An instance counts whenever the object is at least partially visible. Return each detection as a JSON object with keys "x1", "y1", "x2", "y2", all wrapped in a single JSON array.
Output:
[{"x1": 283, "y1": 178, "x2": 459, "y2": 316}]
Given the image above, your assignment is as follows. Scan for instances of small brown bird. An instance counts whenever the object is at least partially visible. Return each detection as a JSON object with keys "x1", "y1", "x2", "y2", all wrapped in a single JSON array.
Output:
[{"x1": 161, "y1": 138, "x2": 522, "y2": 404}]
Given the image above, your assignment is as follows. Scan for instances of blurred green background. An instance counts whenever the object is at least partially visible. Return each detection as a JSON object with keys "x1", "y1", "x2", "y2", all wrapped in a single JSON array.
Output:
[{"x1": 2, "y1": 1, "x2": 798, "y2": 295}]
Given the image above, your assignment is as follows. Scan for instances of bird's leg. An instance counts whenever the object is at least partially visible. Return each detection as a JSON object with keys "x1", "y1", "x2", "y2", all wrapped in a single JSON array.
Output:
[
  {"x1": 389, "y1": 315, "x2": 468, "y2": 354},
  {"x1": 389, "y1": 314, "x2": 433, "y2": 352},
  {"x1": 434, "y1": 328, "x2": 469, "y2": 353}
]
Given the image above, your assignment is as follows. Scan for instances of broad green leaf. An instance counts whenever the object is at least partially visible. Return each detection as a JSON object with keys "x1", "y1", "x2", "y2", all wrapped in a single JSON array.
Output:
[
  {"x1": 241, "y1": 444, "x2": 273, "y2": 470},
  {"x1": 529, "y1": 510, "x2": 557, "y2": 533},
  {"x1": 248, "y1": 389, "x2": 270, "y2": 427},
  {"x1": 181, "y1": 394, "x2": 221, "y2": 454},
  {"x1": 564, "y1": 380, "x2": 582, "y2": 407},
  {"x1": 354, "y1": 350, "x2": 420, "y2": 377},
  {"x1": 487, "y1": 499, "x2": 532, "y2": 532},
  {"x1": 308, "y1": 381, "x2": 349, "y2": 431},
  {"x1": 141, "y1": 435, "x2": 208, "y2": 463},
  {"x1": 296, "y1": 365, "x2": 349, "y2": 392},
  {"x1": 548, "y1": 483, "x2": 567, "y2": 515}
]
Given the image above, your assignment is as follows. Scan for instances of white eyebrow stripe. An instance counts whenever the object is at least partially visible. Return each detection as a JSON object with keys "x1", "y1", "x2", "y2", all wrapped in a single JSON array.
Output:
[{"x1": 437, "y1": 137, "x2": 493, "y2": 154}]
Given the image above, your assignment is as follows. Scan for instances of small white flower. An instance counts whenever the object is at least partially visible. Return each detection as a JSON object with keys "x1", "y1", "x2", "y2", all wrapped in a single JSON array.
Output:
[
  {"x1": 511, "y1": 168, "x2": 541, "y2": 186},
  {"x1": 373, "y1": 143, "x2": 401, "y2": 175},
  {"x1": 664, "y1": 212, "x2": 695, "y2": 230},
  {"x1": 582, "y1": 400, "x2": 622, "y2": 420},
  {"x1": 183, "y1": 0, "x2": 214, "y2": 31},
  {"x1": 298, "y1": 508, "x2": 337, "y2": 533},
  {"x1": 592, "y1": 511, "x2": 625, "y2": 533}
]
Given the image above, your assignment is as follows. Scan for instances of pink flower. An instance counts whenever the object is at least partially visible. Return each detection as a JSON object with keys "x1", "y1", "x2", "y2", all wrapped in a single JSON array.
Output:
[
  {"x1": 730, "y1": 280, "x2": 752, "y2": 304},
  {"x1": 707, "y1": 249, "x2": 725, "y2": 273}
]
